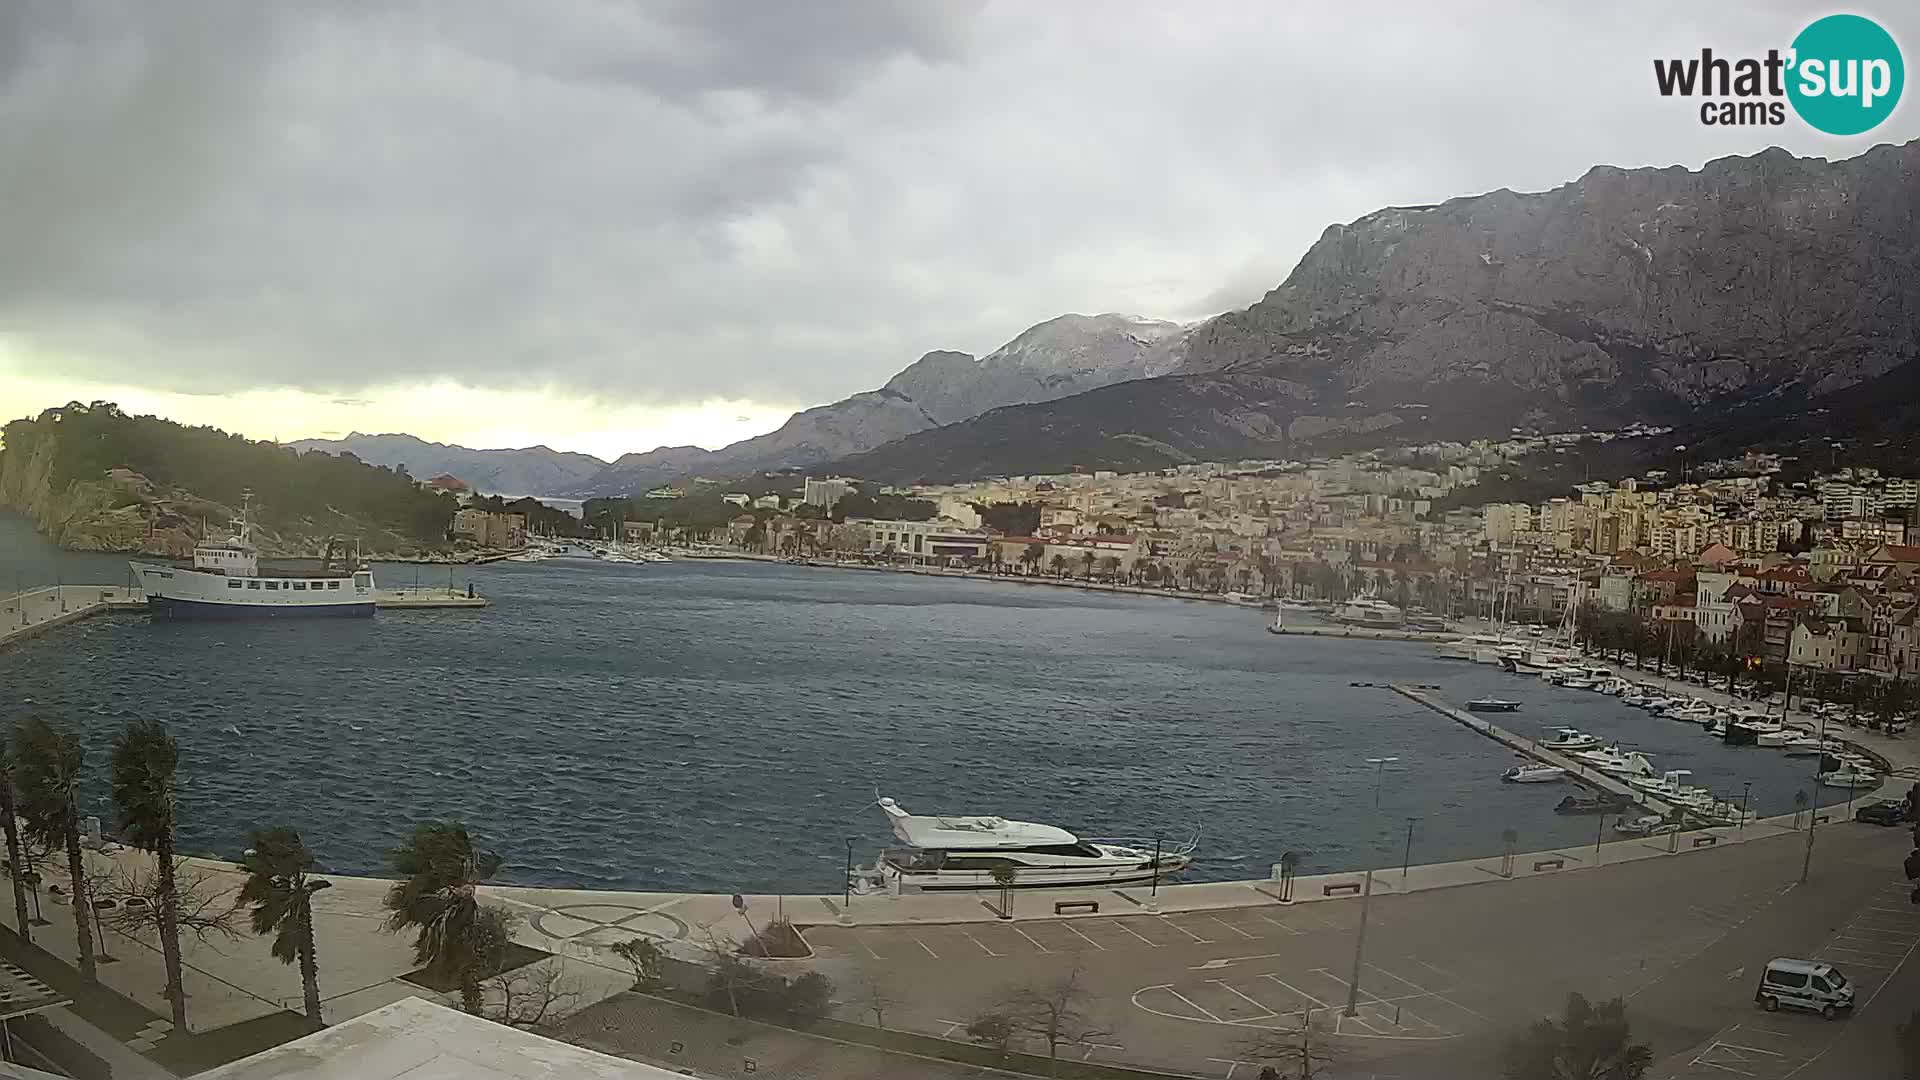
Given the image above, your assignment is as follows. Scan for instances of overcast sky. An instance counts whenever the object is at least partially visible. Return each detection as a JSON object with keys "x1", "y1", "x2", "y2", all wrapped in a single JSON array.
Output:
[{"x1": 2, "y1": 1, "x2": 1915, "y2": 459}]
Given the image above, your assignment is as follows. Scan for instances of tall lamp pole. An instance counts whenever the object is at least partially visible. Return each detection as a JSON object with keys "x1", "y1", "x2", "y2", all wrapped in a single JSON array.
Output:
[
  {"x1": 1343, "y1": 869, "x2": 1375, "y2": 1017},
  {"x1": 1801, "y1": 700, "x2": 1827, "y2": 885},
  {"x1": 1400, "y1": 818, "x2": 1419, "y2": 881},
  {"x1": 1365, "y1": 757, "x2": 1400, "y2": 808}
]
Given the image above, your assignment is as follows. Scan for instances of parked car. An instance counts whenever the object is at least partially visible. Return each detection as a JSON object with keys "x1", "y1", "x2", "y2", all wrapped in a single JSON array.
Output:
[
  {"x1": 1854, "y1": 800, "x2": 1907, "y2": 826},
  {"x1": 1755, "y1": 958, "x2": 1853, "y2": 1019}
]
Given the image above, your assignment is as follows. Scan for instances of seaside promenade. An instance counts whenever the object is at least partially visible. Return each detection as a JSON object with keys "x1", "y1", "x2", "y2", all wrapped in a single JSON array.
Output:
[{"x1": 0, "y1": 672, "x2": 1906, "y2": 1077}]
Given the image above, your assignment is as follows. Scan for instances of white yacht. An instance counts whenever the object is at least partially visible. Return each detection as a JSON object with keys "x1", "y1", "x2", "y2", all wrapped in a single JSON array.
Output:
[
  {"x1": 1817, "y1": 767, "x2": 1879, "y2": 789},
  {"x1": 1542, "y1": 728, "x2": 1602, "y2": 752},
  {"x1": 1436, "y1": 633, "x2": 1512, "y2": 663},
  {"x1": 129, "y1": 494, "x2": 374, "y2": 619},
  {"x1": 848, "y1": 797, "x2": 1195, "y2": 894},
  {"x1": 1330, "y1": 596, "x2": 1405, "y2": 629}
]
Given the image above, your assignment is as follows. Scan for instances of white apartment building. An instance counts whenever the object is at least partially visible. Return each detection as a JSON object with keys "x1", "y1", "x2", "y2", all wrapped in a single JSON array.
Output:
[
  {"x1": 802, "y1": 477, "x2": 852, "y2": 510},
  {"x1": 853, "y1": 517, "x2": 991, "y2": 564}
]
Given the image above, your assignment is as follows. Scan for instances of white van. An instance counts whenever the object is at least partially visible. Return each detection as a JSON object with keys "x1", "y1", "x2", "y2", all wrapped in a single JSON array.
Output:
[{"x1": 1755, "y1": 958, "x2": 1854, "y2": 1019}]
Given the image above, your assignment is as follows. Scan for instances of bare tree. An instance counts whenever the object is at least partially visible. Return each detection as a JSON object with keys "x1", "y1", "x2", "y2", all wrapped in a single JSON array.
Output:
[
  {"x1": 964, "y1": 1009, "x2": 1016, "y2": 1055},
  {"x1": 851, "y1": 964, "x2": 898, "y2": 1029},
  {"x1": 694, "y1": 925, "x2": 755, "y2": 1017},
  {"x1": 989, "y1": 961, "x2": 1110, "y2": 1075},
  {"x1": 1238, "y1": 1014, "x2": 1340, "y2": 1079},
  {"x1": 483, "y1": 960, "x2": 580, "y2": 1030},
  {"x1": 88, "y1": 857, "x2": 245, "y2": 947}
]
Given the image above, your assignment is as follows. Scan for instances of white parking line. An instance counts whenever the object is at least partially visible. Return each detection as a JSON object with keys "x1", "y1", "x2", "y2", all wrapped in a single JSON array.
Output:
[
  {"x1": 851, "y1": 933, "x2": 881, "y2": 960},
  {"x1": 1254, "y1": 911, "x2": 1303, "y2": 935},
  {"x1": 1062, "y1": 922, "x2": 1106, "y2": 951},
  {"x1": 1112, "y1": 920, "x2": 1162, "y2": 948},
  {"x1": 1208, "y1": 979, "x2": 1279, "y2": 1021},
  {"x1": 961, "y1": 929, "x2": 1002, "y2": 957},
  {"x1": 1364, "y1": 961, "x2": 1491, "y2": 1021},
  {"x1": 1164, "y1": 987, "x2": 1225, "y2": 1023},
  {"x1": 1163, "y1": 918, "x2": 1214, "y2": 944},
  {"x1": 913, "y1": 936, "x2": 939, "y2": 959},
  {"x1": 1208, "y1": 915, "x2": 1260, "y2": 941},
  {"x1": 1259, "y1": 973, "x2": 1332, "y2": 1011},
  {"x1": 1011, "y1": 926, "x2": 1053, "y2": 954},
  {"x1": 1314, "y1": 969, "x2": 1438, "y2": 1034}
]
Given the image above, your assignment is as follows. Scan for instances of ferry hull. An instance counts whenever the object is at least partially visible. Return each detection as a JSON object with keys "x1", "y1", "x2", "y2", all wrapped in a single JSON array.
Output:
[{"x1": 149, "y1": 596, "x2": 374, "y2": 620}]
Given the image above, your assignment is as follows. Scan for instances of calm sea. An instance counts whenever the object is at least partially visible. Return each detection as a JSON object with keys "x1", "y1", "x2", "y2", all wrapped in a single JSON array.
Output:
[{"x1": 0, "y1": 512, "x2": 1844, "y2": 893}]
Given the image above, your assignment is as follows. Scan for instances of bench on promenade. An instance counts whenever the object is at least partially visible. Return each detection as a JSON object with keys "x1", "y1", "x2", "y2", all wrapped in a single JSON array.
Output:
[
  {"x1": 1054, "y1": 900, "x2": 1099, "y2": 915},
  {"x1": 1532, "y1": 857, "x2": 1565, "y2": 872},
  {"x1": 1691, "y1": 835, "x2": 1718, "y2": 848},
  {"x1": 1323, "y1": 882, "x2": 1362, "y2": 897}
]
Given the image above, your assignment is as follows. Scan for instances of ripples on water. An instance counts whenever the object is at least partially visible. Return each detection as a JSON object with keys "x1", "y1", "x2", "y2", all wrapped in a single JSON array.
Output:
[{"x1": 0, "y1": 540, "x2": 1845, "y2": 893}]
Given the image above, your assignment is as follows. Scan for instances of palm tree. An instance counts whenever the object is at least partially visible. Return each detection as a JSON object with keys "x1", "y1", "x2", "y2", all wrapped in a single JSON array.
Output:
[
  {"x1": 239, "y1": 827, "x2": 331, "y2": 1024},
  {"x1": 110, "y1": 718, "x2": 188, "y2": 1029},
  {"x1": 1502, "y1": 992, "x2": 1652, "y2": 1079},
  {"x1": 383, "y1": 822, "x2": 506, "y2": 1013},
  {"x1": 12, "y1": 718, "x2": 95, "y2": 981},
  {"x1": 0, "y1": 742, "x2": 33, "y2": 944},
  {"x1": 1079, "y1": 550, "x2": 1095, "y2": 579},
  {"x1": 1048, "y1": 553, "x2": 1067, "y2": 578}
]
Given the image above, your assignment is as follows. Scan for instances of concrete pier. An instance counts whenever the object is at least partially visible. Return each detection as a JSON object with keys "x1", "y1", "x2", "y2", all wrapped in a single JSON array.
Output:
[
  {"x1": 0, "y1": 586, "x2": 143, "y2": 652},
  {"x1": 1271, "y1": 625, "x2": 1462, "y2": 642},
  {"x1": 374, "y1": 587, "x2": 490, "y2": 609},
  {"x1": 1392, "y1": 683, "x2": 1676, "y2": 817}
]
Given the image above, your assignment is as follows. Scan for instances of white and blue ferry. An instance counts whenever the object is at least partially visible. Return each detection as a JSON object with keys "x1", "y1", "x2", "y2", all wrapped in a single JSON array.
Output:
[{"x1": 130, "y1": 496, "x2": 375, "y2": 619}]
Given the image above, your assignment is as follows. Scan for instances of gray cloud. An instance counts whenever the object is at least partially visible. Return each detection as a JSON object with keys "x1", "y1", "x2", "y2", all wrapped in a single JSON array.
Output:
[{"x1": 3, "y1": 1, "x2": 1917, "y2": 411}]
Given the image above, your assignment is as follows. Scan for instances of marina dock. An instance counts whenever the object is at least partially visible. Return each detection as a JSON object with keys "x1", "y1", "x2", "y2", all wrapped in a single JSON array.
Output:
[
  {"x1": 374, "y1": 586, "x2": 491, "y2": 609},
  {"x1": 1392, "y1": 683, "x2": 1676, "y2": 817},
  {"x1": 1272, "y1": 625, "x2": 1462, "y2": 642},
  {"x1": 0, "y1": 585, "x2": 144, "y2": 651}
]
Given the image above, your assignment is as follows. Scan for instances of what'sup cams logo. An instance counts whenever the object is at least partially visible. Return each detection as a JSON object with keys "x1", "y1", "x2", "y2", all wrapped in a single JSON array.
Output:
[{"x1": 1654, "y1": 13, "x2": 1903, "y2": 134}]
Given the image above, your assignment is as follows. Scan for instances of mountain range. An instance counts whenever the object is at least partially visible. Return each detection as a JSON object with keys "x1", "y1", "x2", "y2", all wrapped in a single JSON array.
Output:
[
  {"x1": 297, "y1": 313, "x2": 1192, "y2": 494},
  {"x1": 285, "y1": 432, "x2": 606, "y2": 496},
  {"x1": 299, "y1": 140, "x2": 1920, "y2": 494}
]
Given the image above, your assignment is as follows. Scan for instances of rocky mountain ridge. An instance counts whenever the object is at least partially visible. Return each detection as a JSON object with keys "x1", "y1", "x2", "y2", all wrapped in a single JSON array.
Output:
[
  {"x1": 834, "y1": 140, "x2": 1920, "y2": 483},
  {"x1": 568, "y1": 313, "x2": 1190, "y2": 494}
]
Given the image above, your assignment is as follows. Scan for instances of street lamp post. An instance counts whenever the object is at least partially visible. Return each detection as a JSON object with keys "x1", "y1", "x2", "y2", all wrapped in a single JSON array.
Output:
[
  {"x1": 1400, "y1": 818, "x2": 1419, "y2": 882},
  {"x1": 1739, "y1": 781, "x2": 1752, "y2": 835},
  {"x1": 1343, "y1": 869, "x2": 1375, "y2": 1018},
  {"x1": 1801, "y1": 706, "x2": 1828, "y2": 885},
  {"x1": 843, "y1": 838, "x2": 855, "y2": 911},
  {"x1": 1365, "y1": 757, "x2": 1400, "y2": 808},
  {"x1": 1594, "y1": 812, "x2": 1608, "y2": 865}
]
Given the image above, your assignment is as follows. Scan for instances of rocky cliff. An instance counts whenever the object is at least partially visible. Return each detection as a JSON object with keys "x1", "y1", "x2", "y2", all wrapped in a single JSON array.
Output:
[{"x1": 835, "y1": 141, "x2": 1920, "y2": 483}]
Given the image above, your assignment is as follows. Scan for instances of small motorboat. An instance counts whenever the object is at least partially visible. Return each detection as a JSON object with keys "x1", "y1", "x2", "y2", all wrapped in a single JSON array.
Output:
[
  {"x1": 1556, "y1": 792, "x2": 1637, "y2": 815},
  {"x1": 1560, "y1": 676, "x2": 1597, "y2": 690},
  {"x1": 1613, "y1": 814, "x2": 1666, "y2": 836},
  {"x1": 1818, "y1": 768, "x2": 1879, "y2": 789},
  {"x1": 1502, "y1": 763, "x2": 1568, "y2": 784},
  {"x1": 1467, "y1": 697, "x2": 1522, "y2": 713},
  {"x1": 1542, "y1": 727, "x2": 1601, "y2": 752},
  {"x1": 1576, "y1": 746, "x2": 1656, "y2": 779},
  {"x1": 1778, "y1": 734, "x2": 1825, "y2": 755}
]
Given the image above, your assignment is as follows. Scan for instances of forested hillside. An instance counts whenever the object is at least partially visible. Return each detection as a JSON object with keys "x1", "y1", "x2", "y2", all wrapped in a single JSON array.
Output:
[{"x1": 0, "y1": 402, "x2": 457, "y2": 553}]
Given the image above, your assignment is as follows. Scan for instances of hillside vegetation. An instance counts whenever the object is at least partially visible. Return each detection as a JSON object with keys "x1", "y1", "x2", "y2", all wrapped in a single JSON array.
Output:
[{"x1": 1, "y1": 402, "x2": 458, "y2": 555}]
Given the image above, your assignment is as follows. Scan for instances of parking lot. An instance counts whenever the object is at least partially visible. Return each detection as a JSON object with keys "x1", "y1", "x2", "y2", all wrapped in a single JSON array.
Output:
[
  {"x1": 1669, "y1": 873, "x2": 1920, "y2": 1079},
  {"x1": 803, "y1": 900, "x2": 1371, "y2": 964},
  {"x1": 798, "y1": 826, "x2": 1918, "y2": 1078}
]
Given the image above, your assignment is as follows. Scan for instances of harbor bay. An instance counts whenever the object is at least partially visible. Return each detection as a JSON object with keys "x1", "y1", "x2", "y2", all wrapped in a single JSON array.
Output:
[{"x1": 1, "y1": 514, "x2": 1847, "y2": 895}]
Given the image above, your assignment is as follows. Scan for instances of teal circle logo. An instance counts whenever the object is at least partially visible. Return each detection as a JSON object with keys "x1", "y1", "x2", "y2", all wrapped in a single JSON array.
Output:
[{"x1": 1787, "y1": 14, "x2": 1903, "y2": 135}]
